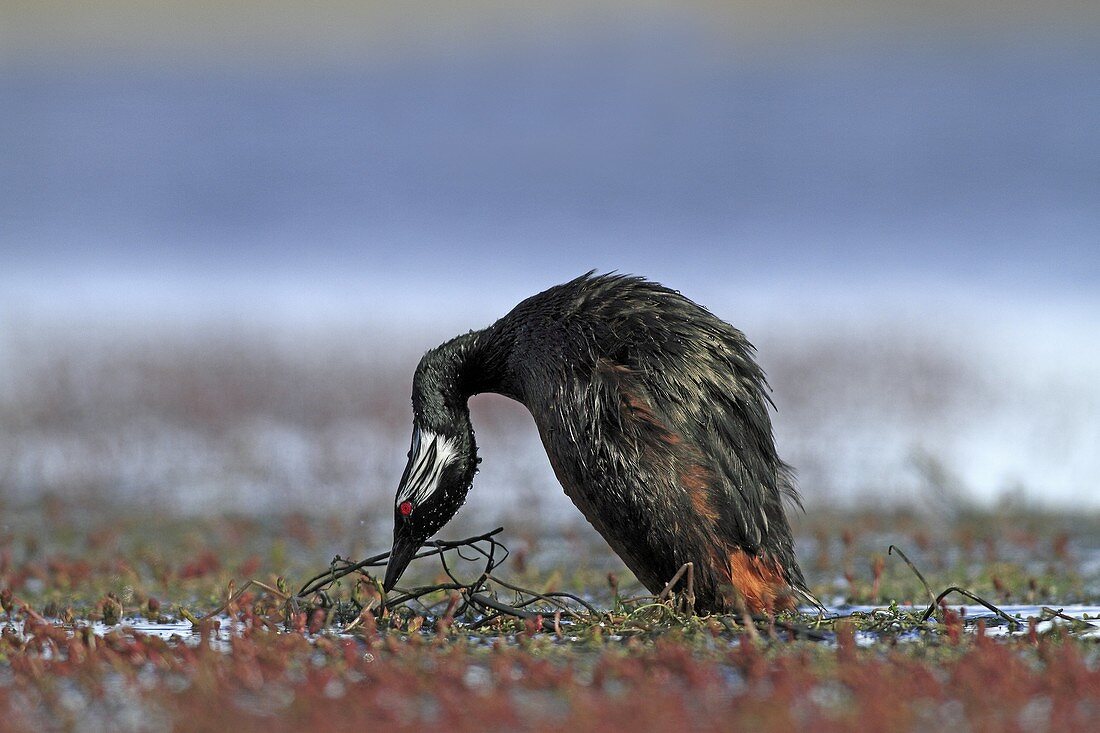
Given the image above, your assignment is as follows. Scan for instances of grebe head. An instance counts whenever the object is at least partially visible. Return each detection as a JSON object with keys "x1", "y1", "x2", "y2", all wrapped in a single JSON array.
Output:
[{"x1": 383, "y1": 338, "x2": 479, "y2": 591}]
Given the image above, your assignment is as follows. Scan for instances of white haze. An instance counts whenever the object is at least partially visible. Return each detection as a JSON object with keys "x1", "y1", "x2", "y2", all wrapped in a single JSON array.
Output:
[{"x1": 1, "y1": 272, "x2": 1096, "y2": 521}]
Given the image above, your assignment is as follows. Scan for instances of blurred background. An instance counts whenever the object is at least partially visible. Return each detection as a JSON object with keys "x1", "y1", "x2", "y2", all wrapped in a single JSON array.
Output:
[{"x1": 2, "y1": 1, "x2": 1098, "y2": 521}]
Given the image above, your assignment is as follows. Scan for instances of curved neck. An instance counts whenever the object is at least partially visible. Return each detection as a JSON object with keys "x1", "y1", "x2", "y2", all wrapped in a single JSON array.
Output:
[{"x1": 410, "y1": 326, "x2": 516, "y2": 431}]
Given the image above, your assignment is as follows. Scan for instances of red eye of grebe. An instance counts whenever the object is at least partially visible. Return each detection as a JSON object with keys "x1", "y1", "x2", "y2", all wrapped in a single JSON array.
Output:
[{"x1": 399, "y1": 501, "x2": 413, "y2": 516}]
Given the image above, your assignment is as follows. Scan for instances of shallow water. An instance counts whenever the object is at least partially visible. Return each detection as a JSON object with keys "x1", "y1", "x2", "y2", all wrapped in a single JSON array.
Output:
[
  {"x1": 827, "y1": 604, "x2": 1100, "y2": 645},
  {"x1": 5, "y1": 603, "x2": 1090, "y2": 651}
]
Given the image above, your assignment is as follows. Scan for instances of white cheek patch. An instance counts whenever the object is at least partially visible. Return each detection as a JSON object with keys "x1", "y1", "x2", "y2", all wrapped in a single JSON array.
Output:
[{"x1": 397, "y1": 429, "x2": 460, "y2": 507}]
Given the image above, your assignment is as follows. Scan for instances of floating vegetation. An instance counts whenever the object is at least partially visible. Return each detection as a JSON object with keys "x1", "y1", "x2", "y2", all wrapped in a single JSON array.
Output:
[{"x1": 1, "y1": 501, "x2": 1099, "y2": 731}]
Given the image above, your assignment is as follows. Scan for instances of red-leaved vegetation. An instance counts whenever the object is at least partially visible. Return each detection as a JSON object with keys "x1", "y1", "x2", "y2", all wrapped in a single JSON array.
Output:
[{"x1": 1, "y1": 610, "x2": 1098, "y2": 732}]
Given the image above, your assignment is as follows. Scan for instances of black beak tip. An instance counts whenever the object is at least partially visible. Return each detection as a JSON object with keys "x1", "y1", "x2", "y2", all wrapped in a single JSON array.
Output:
[
  {"x1": 382, "y1": 563, "x2": 401, "y2": 593},
  {"x1": 383, "y1": 535, "x2": 419, "y2": 592}
]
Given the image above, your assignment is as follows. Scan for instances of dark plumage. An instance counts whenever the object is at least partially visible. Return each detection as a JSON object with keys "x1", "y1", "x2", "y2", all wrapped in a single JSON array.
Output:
[{"x1": 384, "y1": 272, "x2": 815, "y2": 614}]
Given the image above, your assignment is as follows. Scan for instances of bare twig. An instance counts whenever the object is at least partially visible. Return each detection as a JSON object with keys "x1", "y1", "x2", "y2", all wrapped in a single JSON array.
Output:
[
  {"x1": 384, "y1": 583, "x2": 468, "y2": 609},
  {"x1": 888, "y1": 545, "x2": 936, "y2": 608},
  {"x1": 341, "y1": 599, "x2": 378, "y2": 633},
  {"x1": 919, "y1": 586, "x2": 1021, "y2": 628},
  {"x1": 1039, "y1": 607, "x2": 1097, "y2": 632},
  {"x1": 295, "y1": 527, "x2": 604, "y2": 633},
  {"x1": 296, "y1": 527, "x2": 505, "y2": 597},
  {"x1": 658, "y1": 562, "x2": 695, "y2": 613},
  {"x1": 485, "y1": 574, "x2": 604, "y2": 618},
  {"x1": 468, "y1": 594, "x2": 556, "y2": 631}
]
